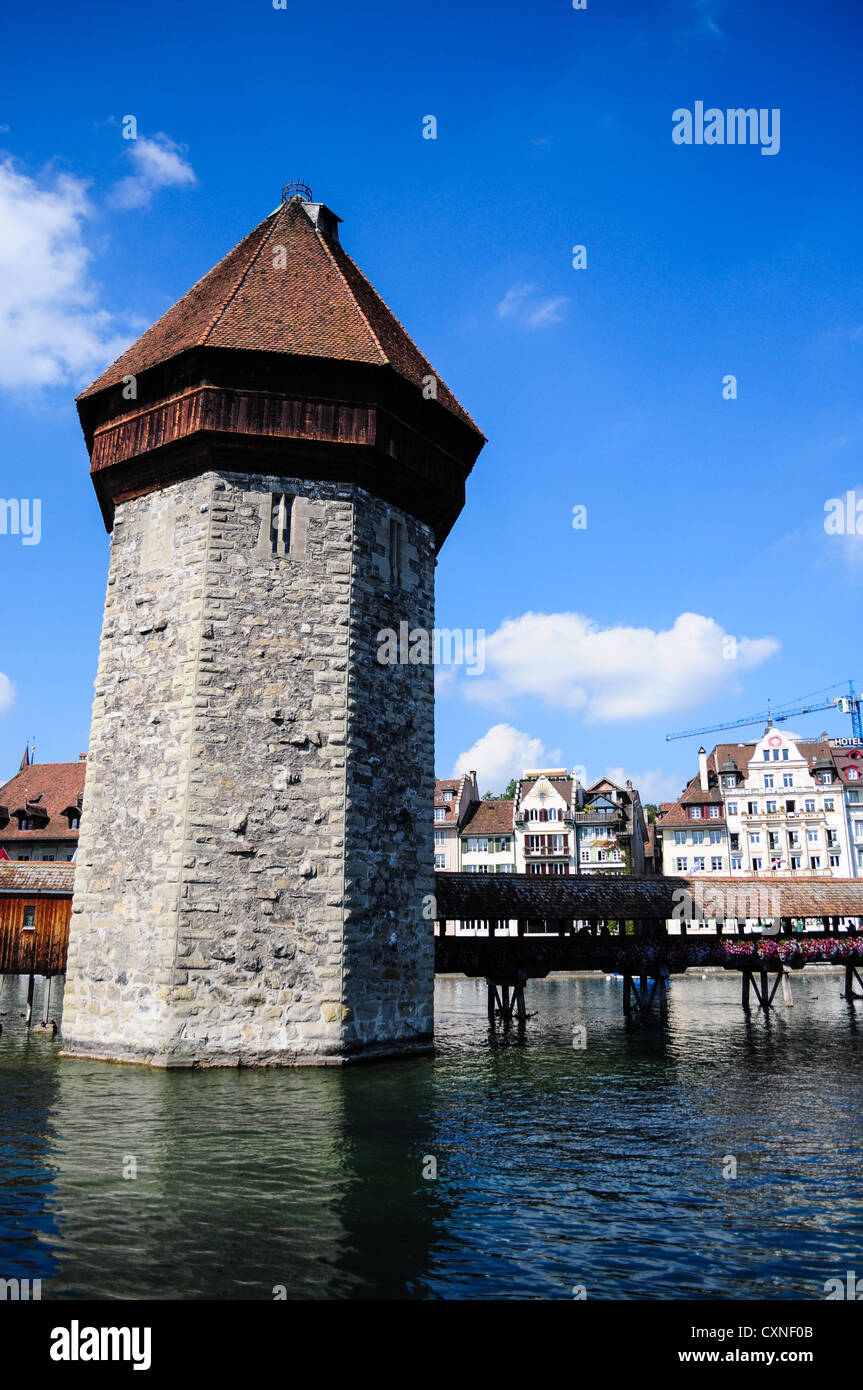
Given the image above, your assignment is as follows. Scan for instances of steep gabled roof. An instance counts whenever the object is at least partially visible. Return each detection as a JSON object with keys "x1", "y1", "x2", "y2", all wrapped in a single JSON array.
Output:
[
  {"x1": 434, "y1": 779, "x2": 462, "y2": 824},
  {"x1": 461, "y1": 800, "x2": 515, "y2": 836},
  {"x1": 0, "y1": 762, "x2": 86, "y2": 843},
  {"x1": 78, "y1": 197, "x2": 480, "y2": 432}
]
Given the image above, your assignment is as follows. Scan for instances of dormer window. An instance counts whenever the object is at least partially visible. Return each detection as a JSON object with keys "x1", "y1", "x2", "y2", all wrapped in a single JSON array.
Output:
[
  {"x1": 18, "y1": 816, "x2": 32, "y2": 830},
  {"x1": 68, "y1": 814, "x2": 80, "y2": 830}
]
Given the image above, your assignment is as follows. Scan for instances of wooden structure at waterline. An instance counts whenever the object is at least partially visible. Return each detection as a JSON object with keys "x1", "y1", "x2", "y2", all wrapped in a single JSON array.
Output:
[
  {"x1": 433, "y1": 872, "x2": 863, "y2": 1025},
  {"x1": 0, "y1": 862, "x2": 74, "y2": 1031}
]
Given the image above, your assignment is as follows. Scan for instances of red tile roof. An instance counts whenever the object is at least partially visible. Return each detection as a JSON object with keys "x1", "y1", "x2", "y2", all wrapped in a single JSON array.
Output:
[
  {"x1": 434, "y1": 779, "x2": 463, "y2": 824},
  {"x1": 78, "y1": 198, "x2": 480, "y2": 432},
  {"x1": 0, "y1": 761, "x2": 85, "y2": 845},
  {"x1": 460, "y1": 800, "x2": 515, "y2": 835},
  {"x1": 659, "y1": 740, "x2": 839, "y2": 828}
]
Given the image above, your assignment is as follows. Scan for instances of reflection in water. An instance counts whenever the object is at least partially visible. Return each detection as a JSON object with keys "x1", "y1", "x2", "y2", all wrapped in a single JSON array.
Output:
[{"x1": 1, "y1": 971, "x2": 863, "y2": 1299}]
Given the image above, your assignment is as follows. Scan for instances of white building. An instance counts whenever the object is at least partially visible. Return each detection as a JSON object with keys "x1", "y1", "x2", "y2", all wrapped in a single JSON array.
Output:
[
  {"x1": 514, "y1": 770, "x2": 574, "y2": 874},
  {"x1": 433, "y1": 772, "x2": 478, "y2": 871},
  {"x1": 658, "y1": 731, "x2": 854, "y2": 879},
  {"x1": 459, "y1": 799, "x2": 516, "y2": 874},
  {"x1": 831, "y1": 741, "x2": 863, "y2": 876}
]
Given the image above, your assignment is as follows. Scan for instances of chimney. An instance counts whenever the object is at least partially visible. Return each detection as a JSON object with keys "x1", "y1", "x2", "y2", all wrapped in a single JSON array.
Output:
[
  {"x1": 698, "y1": 747, "x2": 709, "y2": 793},
  {"x1": 78, "y1": 752, "x2": 88, "y2": 761}
]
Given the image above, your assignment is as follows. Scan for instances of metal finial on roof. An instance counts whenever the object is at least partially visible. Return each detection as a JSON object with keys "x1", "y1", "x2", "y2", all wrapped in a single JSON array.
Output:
[{"x1": 282, "y1": 180, "x2": 313, "y2": 204}]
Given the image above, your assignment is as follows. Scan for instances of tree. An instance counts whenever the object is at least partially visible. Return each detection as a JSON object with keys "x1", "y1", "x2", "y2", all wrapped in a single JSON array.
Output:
[
  {"x1": 482, "y1": 778, "x2": 517, "y2": 801},
  {"x1": 644, "y1": 802, "x2": 658, "y2": 824}
]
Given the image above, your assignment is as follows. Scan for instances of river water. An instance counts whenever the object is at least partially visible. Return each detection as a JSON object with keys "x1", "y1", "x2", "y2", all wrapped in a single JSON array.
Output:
[{"x1": 1, "y1": 970, "x2": 862, "y2": 1301}]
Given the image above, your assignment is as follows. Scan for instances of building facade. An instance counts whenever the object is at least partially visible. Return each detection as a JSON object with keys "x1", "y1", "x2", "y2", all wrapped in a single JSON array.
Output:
[
  {"x1": 0, "y1": 754, "x2": 86, "y2": 863},
  {"x1": 572, "y1": 777, "x2": 649, "y2": 876},
  {"x1": 460, "y1": 798, "x2": 516, "y2": 874},
  {"x1": 514, "y1": 770, "x2": 574, "y2": 874},
  {"x1": 434, "y1": 766, "x2": 650, "y2": 879},
  {"x1": 831, "y1": 740, "x2": 863, "y2": 875},
  {"x1": 433, "y1": 773, "x2": 478, "y2": 871},
  {"x1": 658, "y1": 731, "x2": 855, "y2": 879}
]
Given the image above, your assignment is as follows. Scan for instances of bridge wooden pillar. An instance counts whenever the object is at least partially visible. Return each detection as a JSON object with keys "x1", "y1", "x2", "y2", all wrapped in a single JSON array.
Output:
[
  {"x1": 622, "y1": 972, "x2": 661, "y2": 1015},
  {"x1": 742, "y1": 964, "x2": 784, "y2": 1011},
  {"x1": 486, "y1": 973, "x2": 528, "y2": 1030},
  {"x1": 843, "y1": 964, "x2": 863, "y2": 1001}
]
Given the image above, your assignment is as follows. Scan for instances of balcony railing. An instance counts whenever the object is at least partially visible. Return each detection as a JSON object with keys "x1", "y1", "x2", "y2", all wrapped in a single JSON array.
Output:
[{"x1": 572, "y1": 810, "x2": 622, "y2": 823}]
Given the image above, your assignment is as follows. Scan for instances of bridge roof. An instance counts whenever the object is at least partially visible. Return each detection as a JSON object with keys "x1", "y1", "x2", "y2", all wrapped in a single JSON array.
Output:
[
  {"x1": 434, "y1": 873, "x2": 863, "y2": 920},
  {"x1": 0, "y1": 862, "x2": 76, "y2": 895}
]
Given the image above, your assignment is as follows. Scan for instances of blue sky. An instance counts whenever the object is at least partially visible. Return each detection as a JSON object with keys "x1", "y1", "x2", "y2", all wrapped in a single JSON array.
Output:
[{"x1": 0, "y1": 0, "x2": 860, "y2": 802}]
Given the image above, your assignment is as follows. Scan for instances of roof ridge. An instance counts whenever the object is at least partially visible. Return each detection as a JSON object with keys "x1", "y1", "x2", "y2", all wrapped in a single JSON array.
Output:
[
  {"x1": 197, "y1": 208, "x2": 282, "y2": 348},
  {"x1": 314, "y1": 230, "x2": 388, "y2": 366},
  {"x1": 333, "y1": 240, "x2": 482, "y2": 431}
]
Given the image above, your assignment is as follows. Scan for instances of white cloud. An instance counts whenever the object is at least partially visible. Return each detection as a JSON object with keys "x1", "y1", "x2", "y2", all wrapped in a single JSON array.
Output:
[
  {"x1": 0, "y1": 158, "x2": 129, "y2": 389},
  {"x1": 108, "y1": 134, "x2": 196, "y2": 210},
  {"x1": 462, "y1": 611, "x2": 779, "y2": 721},
  {"x1": 0, "y1": 673, "x2": 15, "y2": 716},
  {"x1": 451, "y1": 723, "x2": 561, "y2": 791},
  {"x1": 496, "y1": 282, "x2": 569, "y2": 329},
  {"x1": 434, "y1": 667, "x2": 457, "y2": 697}
]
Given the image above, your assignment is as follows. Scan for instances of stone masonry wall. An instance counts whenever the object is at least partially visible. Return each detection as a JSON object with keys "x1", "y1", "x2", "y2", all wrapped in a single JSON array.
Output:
[
  {"x1": 63, "y1": 475, "x2": 213, "y2": 1059},
  {"x1": 341, "y1": 498, "x2": 436, "y2": 1055},
  {"x1": 62, "y1": 468, "x2": 436, "y2": 1065}
]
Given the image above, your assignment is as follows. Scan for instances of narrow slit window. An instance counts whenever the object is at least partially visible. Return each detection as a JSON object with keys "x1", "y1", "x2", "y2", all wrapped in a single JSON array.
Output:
[
  {"x1": 388, "y1": 519, "x2": 404, "y2": 585},
  {"x1": 271, "y1": 494, "x2": 292, "y2": 556}
]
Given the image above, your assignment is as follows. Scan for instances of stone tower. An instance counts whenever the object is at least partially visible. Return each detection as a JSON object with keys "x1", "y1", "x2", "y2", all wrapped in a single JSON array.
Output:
[{"x1": 61, "y1": 190, "x2": 484, "y2": 1067}]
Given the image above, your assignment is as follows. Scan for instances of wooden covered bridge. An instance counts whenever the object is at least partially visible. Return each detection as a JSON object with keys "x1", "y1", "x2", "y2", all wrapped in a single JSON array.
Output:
[
  {"x1": 433, "y1": 872, "x2": 863, "y2": 1022},
  {"x1": 2, "y1": 862, "x2": 863, "y2": 1033},
  {"x1": 0, "y1": 862, "x2": 74, "y2": 1029}
]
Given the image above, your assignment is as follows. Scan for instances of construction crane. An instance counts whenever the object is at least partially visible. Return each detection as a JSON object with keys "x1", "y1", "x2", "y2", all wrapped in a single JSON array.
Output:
[{"x1": 666, "y1": 680, "x2": 863, "y2": 742}]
